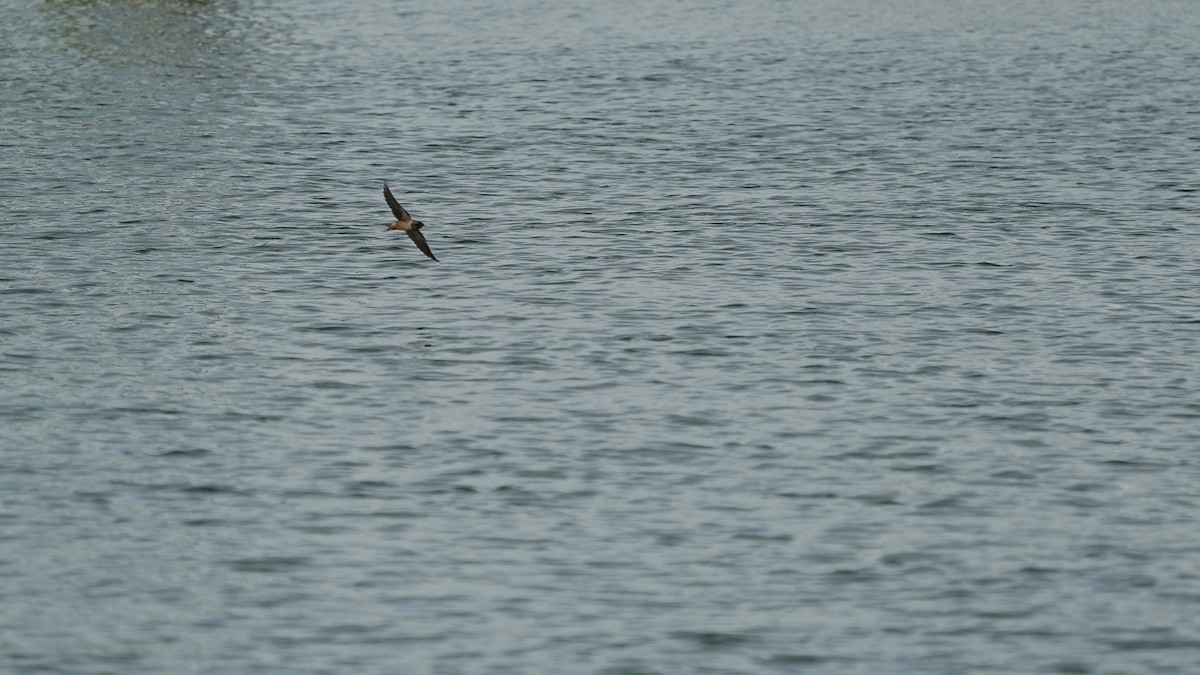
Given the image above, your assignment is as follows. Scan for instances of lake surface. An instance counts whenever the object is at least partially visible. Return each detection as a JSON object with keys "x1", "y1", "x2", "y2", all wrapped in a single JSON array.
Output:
[{"x1": 3, "y1": 0, "x2": 1199, "y2": 672}]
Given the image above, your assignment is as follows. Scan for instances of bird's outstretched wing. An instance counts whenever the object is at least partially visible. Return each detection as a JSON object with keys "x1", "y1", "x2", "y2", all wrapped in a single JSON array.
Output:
[
  {"x1": 406, "y1": 229, "x2": 439, "y2": 262},
  {"x1": 383, "y1": 182, "x2": 412, "y2": 224}
]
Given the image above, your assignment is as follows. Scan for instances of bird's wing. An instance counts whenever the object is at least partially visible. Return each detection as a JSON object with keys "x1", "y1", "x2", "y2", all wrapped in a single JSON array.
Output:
[
  {"x1": 406, "y1": 229, "x2": 439, "y2": 262},
  {"x1": 383, "y1": 182, "x2": 412, "y2": 224}
]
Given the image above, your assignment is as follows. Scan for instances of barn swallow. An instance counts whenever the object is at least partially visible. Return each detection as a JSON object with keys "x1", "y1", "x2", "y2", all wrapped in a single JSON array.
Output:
[{"x1": 383, "y1": 182, "x2": 438, "y2": 262}]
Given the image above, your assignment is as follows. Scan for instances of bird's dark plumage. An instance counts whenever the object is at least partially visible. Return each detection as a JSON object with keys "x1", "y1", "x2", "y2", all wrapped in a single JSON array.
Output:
[
  {"x1": 382, "y1": 182, "x2": 438, "y2": 262},
  {"x1": 383, "y1": 182, "x2": 411, "y2": 224}
]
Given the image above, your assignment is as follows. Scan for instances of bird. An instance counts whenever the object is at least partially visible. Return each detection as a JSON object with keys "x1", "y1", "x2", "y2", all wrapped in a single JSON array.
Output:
[{"x1": 383, "y1": 182, "x2": 438, "y2": 262}]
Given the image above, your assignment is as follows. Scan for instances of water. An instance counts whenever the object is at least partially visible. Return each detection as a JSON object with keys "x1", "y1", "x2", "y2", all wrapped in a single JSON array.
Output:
[{"x1": 3, "y1": 0, "x2": 1200, "y2": 672}]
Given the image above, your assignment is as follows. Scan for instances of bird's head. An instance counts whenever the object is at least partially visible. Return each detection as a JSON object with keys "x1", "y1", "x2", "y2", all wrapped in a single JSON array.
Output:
[{"x1": 413, "y1": 221, "x2": 426, "y2": 230}]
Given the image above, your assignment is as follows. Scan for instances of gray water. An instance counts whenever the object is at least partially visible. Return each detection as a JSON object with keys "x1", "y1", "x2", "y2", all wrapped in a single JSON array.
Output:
[{"x1": 3, "y1": 0, "x2": 1200, "y2": 672}]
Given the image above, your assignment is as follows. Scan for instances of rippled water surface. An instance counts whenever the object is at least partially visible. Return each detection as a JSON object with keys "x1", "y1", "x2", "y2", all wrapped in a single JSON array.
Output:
[{"x1": 3, "y1": 0, "x2": 1200, "y2": 672}]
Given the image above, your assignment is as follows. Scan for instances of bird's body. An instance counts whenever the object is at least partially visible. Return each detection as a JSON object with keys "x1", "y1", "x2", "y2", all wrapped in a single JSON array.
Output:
[{"x1": 383, "y1": 182, "x2": 438, "y2": 262}]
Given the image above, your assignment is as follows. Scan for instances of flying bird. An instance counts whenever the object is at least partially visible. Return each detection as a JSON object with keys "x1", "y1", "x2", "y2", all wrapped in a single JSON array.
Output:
[{"x1": 383, "y1": 182, "x2": 438, "y2": 262}]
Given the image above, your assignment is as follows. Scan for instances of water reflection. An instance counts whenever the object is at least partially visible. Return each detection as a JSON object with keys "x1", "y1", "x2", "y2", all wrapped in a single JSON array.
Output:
[{"x1": 42, "y1": 0, "x2": 243, "y2": 69}]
